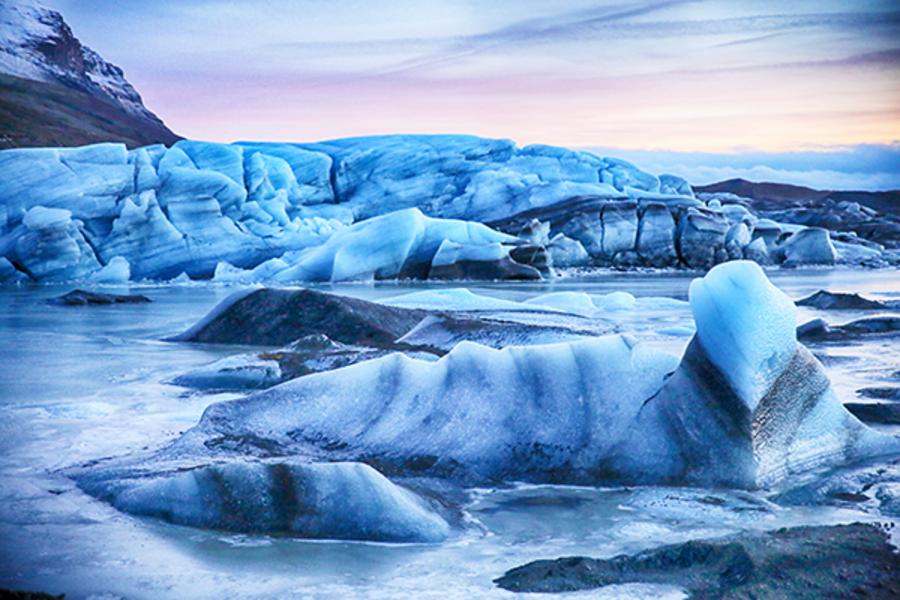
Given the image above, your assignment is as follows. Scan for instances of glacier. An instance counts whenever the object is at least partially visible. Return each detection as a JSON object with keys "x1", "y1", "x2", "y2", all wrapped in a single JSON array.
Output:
[{"x1": 1, "y1": 135, "x2": 884, "y2": 284}]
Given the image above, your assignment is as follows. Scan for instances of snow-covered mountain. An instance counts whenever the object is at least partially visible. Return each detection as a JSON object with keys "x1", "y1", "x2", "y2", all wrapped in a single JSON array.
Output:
[{"x1": 0, "y1": 0, "x2": 178, "y2": 148}]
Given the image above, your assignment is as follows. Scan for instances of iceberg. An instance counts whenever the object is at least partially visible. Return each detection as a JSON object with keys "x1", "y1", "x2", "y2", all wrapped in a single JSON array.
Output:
[
  {"x1": 269, "y1": 208, "x2": 529, "y2": 282},
  {"x1": 172, "y1": 262, "x2": 897, "y2": 488},
  {"x1": 78, "y1": 460, "x2": 450, "y2": 543}
]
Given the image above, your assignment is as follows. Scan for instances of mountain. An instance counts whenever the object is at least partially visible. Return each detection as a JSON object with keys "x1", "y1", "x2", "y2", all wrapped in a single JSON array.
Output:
[
  {"x1": 0, "y1": 0, "x2": 179, "y2": 148},
  {"x1": 695, "y1": 178, "x2": 899, "y2": 217}
]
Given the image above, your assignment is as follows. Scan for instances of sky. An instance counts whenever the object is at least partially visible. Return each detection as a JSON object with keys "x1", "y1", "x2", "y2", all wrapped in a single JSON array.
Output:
[{"x1": 45, "y1": 0, "x2": 900, "y2": 189}]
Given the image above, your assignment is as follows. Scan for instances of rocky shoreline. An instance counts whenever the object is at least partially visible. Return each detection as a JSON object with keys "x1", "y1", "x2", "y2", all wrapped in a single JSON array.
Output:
[{"x1": 494, "y1": 522, "x2": 900, "y2": 597}]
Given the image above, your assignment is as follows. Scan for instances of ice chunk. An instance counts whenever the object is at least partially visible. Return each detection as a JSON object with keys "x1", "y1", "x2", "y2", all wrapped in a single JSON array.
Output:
[
  {"x1": 272, "y1": 208, "x2": 518, "y2": 282},
  {"x1": 548, "y1": 234, "x2": 590, "y2": 267},
  {"x1": 688, "y1": 260, "x2": 796, "y2": 411},
  {"x1": 593, "y1": 291, "x2": 637, "y2": 311},
  {"x1": 171, "y1": 354, "x2": 282, "y2": 390},
  {"x1": 91, "y1": 256, "x2": 130, "y2": 283},
  {"x1": 636, "y1": 203, "x2": 677, "y2": 267},
  {"x1": 189, "y1": 336, "x2": 679, "y2": 484},
  {"x1": 13, "y1": 206, "x2": 101, "y2": 281},
  {"x1": 780, "y1": 228, "x2": 837, "y2": 265},
  {"x1": 525, "y1": 292, "x2": 597, "y2": 317},
  {"x1": 83, "y1": 460, "x2": 450, "y2": 542},
  {"x1": 601, "y1": 201, "x2": 638, "y2": 257},
  {"x1": 623, "y1": 261, "x2": 900, "y2": 487}
]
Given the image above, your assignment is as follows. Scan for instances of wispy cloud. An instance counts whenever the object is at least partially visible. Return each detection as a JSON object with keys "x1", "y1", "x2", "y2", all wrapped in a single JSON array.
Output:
[{"x1": 45, "y1": 0, "x2": 900, "y2": 155}]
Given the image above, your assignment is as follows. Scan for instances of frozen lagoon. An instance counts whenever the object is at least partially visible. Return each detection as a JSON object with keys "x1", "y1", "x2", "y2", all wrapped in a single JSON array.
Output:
[{"x1": 1, "y1": 268, "x2": 899, "y2": 599}]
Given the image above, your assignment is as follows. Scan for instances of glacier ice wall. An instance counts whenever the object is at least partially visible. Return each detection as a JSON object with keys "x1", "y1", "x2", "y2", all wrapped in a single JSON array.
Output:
[{"x1": 0, "y1": 135, "x2": 693, "y2": 282}]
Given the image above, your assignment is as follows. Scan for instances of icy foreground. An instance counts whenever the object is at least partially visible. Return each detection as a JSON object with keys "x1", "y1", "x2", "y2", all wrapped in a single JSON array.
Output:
[
  {"x1": 78, "y1": 460, "x2": 450, "y2": 543},
  {"x1": 70, "y1": 262, "x2": 899, "y2": 542},
  {"x1": 1, "y1": 136, "x2": 884, "y2": 284}
]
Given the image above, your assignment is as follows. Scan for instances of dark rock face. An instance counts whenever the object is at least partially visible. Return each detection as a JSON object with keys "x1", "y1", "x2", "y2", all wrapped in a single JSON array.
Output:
[
  {"x1": 858, "y1": 387, "x2": 900, "y2": 401},
  {"x1": 845, "y1": 403, "x2": 900, "y2": 425},
  {"x1": 0, "y1": 2, "x2": 178, "y2": 148},
  {"x1": 695, "y1": 179, "x2": 900, "y2": 248},
  {"x1": 797, "y1": 290, "x2": 896, "y2": 310},
  {"x1": 47, "y1": 289, "x2": 151, "y2": 306},
  {"x1": 494, "y1": 523, "x2": 900, "y2": 597},
  {"x1": 169, "y1": 288, "x2": 428, "y2": 347}
]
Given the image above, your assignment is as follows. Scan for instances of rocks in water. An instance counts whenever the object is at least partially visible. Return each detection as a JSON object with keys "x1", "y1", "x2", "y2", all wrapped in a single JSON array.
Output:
[
  {"x1": 797, "y1": 290, "x2": 897, "y2": 310},
  {"x1": 47, "y1": 289, "x2": 151, "y2": 306},
  {"x1": 857, "y1": 387, "x2": 900, "y2": 401},
  {"x1": 796, "y1": 318, "x2": 831, "y2": 340},
  {"x1": 172, "y1": 334, "x2": 437, "y2": 391},
  {"x1": 169, "y1": 288, "x2": 427, "y2": 347},
  {"x1": 493, "y1": 523, "x2": 900, "y2": 597},
  {"x1": 845, "y1": 403, "x2": 900, "y2": 425},
  {"x1": 78, "y1": 460, "x2": 450, "y2": 542},
  {"x1": 798, "y1": 316, "x2": 900, "y2": 342},
  {"x1": 780, "y1": 227, "x2": 837, "y2": 265},
  {"x1": 162, "y1": 262, "x2": 896, "y2": 488},
  {"x1": 775, "y1": 457, "x2": 900, "y2": 517}
]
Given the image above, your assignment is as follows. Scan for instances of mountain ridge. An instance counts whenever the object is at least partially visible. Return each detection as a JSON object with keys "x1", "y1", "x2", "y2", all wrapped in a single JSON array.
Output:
[{"x1": 0, "y1": 0, "x2": 179, "y2": 148}]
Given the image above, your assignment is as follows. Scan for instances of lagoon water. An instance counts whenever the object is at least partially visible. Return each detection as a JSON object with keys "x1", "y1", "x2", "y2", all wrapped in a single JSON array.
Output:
[{"x1": 0, "y1": 269, "x2": 898, "y2": 599}]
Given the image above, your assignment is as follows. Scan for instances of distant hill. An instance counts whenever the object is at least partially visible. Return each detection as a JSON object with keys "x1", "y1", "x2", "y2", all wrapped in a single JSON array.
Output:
[
  {"x1": 0, "y1": 0, "x2": 179, "y2": 149},
  {"x1": 695, "y1": 178, "x2": 899, "y2": 218}
]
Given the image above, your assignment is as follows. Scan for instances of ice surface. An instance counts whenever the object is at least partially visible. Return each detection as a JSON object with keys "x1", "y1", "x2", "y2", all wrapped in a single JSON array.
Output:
[
  {"x1": 81, "y1": 460, "x2": 450, "y2": 542},
  {"x1": 90, "y1": 255, "x2": 130, "y2": 283},
  {"x1": 188, "y1": 336, "x2": 679, "y2": 484},
  {"x1": 381, "y1": 288, "x2": 565, "y2": 313},
  {"x1": 170, "y1": 353, "x2": 282, "y2": 390},
  {"x1": 13, "y1": 206, "x2": 100, "y2": 281},
  {"x1": 780, "y1": 228, "x2": 837, "y2": 266},
  {"x1": 688, "y1": 261, "x2": 797, "y2": 411}
]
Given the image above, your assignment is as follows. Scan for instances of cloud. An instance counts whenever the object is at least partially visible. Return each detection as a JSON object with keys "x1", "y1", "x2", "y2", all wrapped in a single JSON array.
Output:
[{"x1": 587, "y1": 143, "x2": 900, "y2": 190}]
